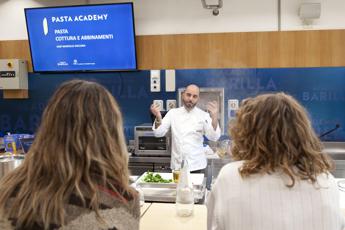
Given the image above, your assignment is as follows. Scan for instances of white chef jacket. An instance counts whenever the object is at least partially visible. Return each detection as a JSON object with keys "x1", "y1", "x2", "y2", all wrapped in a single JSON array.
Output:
[
  {"x1": 207, "y1": 161, "x2": 345, "y2": 230},
  {"x1": 152, "y1": 106, "x2": 221, "y2": 171}
]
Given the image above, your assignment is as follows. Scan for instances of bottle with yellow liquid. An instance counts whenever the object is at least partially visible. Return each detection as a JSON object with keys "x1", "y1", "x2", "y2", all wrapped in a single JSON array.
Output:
[
  {"x1": 11, "y1": 140, "x2": 17, "y2": 155},
  {"x1": 4, "y1": 133, "x2": 16, "y2": 154},
  {"x1": 216, "y1": 139, "x2": 230, "y2": 158},
  {"x1": 172, "y1": 165, "x2": 180, "y2": 183}
]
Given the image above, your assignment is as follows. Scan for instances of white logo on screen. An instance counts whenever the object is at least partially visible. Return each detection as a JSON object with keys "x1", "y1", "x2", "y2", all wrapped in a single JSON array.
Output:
[{"x1": 43, "y1": 17, "x2": 48, "y2": 35}]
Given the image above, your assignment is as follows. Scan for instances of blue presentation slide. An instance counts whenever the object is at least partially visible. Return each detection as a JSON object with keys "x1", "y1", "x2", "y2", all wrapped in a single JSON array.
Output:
[{"x1": 25, "y1": 3, "x2": 136, "y2": 72}]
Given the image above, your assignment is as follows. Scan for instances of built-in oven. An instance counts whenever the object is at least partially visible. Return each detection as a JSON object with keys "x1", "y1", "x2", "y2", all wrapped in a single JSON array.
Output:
[{"x1": 134, "y1": 124, "x2": 171, "y2": 156}]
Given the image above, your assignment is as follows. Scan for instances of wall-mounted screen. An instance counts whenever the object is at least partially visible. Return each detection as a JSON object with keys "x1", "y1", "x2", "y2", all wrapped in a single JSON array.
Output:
[{"x1": 25, "y1": 3, "x2": 137, "y2": 72}]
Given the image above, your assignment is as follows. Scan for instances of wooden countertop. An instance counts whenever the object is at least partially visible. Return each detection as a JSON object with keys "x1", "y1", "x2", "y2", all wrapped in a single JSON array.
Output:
[{"x1": 140, "y1": 203, "x2": 206, "y2": 230}]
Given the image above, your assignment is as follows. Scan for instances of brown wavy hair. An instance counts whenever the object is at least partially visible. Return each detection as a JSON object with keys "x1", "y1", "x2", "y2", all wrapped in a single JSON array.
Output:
[
  {"x1": 229, "y1": 92, "x2": 333, "y2": 187},
  {"x1": 0, "y1": 80, "x2": 136, "y2": 229}
]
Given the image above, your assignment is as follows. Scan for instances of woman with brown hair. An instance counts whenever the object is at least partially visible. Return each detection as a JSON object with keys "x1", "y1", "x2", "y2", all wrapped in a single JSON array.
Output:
[
  {"x1": 0, "y1": 80, "x2": 140, "y2": 229},
  {"x1": 207, "y1": 92, "x2": 344, "y2": 230}
]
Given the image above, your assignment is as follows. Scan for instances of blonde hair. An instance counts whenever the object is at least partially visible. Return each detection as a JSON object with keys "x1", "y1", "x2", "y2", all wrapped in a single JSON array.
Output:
[
  {"x1": 229, "y1": 92, "x2": 333, "y2": 187},
  {"x1": 0, "y1": 80, "x2": 135, "y2": 229}
]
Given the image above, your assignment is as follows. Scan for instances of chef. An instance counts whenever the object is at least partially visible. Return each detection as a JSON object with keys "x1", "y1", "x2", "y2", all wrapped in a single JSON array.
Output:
[{"x1": 150, "y1": 84, "x2": 221, "y2": 172}]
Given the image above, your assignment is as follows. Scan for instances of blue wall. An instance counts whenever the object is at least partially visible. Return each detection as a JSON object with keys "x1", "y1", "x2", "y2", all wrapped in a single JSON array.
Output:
[{"x1": 0, "y1": 67, "x2": 344, "y2": 141}]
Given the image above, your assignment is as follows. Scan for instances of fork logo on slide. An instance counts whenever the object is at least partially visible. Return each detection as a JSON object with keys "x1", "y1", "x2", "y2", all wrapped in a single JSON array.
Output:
[{"x1": 42, "y1": 17, "x2": 48, "y2": 35}]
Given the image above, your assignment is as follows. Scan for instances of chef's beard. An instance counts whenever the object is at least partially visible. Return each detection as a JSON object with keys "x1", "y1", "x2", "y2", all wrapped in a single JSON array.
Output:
[{"x1": 183, "y1": 99, "x2": 196, "y2": 110}]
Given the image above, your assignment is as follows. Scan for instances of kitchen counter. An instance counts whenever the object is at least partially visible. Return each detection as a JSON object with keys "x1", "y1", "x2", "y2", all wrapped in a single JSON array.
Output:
[
  {"x1": 140, "y1": 179, "x2": 345, "y2": 230},
  {"x1": 140, "y1": 202, "x2": 152, "y2": 218},
  {"x1": 141, "y1": 202, "x2": 345, "y2": 230},
  {"x1": 140, "y1": 203, "x2": 345, "y2": 230},
  {"x1": 140, "y1": 203, "x2": 206, "y2": 230}
]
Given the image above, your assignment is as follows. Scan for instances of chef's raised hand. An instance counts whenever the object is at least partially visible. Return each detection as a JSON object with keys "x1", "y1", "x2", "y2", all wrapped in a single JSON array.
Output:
[
  {"x1": 150, "y1": 103, "x2": 162, "y2": 120},
  {"x1": 206, "y1": 101, "x2": 219, "y2": 130},
  {"x1": 206, "y1": 101, "x2": 219, "y2": 120}
]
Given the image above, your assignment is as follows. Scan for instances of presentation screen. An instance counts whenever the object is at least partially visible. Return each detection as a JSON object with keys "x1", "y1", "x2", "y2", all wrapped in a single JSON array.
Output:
[{"x1": 25, "y1": 3, "x2": 137, "y2": 72}]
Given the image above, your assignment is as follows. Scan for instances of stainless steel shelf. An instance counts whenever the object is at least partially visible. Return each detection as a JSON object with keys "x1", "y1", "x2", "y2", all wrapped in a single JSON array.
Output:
[{"x1": 129, "y1": 155, "x2": 171, "y2": 164}]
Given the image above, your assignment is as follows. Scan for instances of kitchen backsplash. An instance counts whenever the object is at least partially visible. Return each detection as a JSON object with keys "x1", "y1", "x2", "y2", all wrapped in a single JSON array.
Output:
[{"x1": 0, "y1": 67, "x2": 344, "y2": 141}]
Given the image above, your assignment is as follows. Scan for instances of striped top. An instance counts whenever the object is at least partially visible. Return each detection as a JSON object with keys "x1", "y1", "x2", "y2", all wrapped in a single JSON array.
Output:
[{"x1": 207, "y1": 160, "x2": 345, "y2": 230}]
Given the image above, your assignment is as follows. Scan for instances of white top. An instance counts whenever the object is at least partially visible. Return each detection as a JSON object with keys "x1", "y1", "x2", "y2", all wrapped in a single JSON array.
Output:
[
  {"x1": 152, "y1": 106, "x2": 221, "y2": 171},
  {"x1": 207, "y1": 161, "x2": 345, "y2": 230}
]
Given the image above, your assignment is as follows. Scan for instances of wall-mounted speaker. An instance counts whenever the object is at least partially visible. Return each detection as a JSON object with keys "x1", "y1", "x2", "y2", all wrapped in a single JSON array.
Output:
[{"x1": 299, "y1": 3, "x2": 321, "y2": 20}]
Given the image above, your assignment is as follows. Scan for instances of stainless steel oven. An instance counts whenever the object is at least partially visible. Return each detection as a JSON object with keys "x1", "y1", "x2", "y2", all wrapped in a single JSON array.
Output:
[{"x1": 134, "y1": 124, "x2": 171, "y2": 156}]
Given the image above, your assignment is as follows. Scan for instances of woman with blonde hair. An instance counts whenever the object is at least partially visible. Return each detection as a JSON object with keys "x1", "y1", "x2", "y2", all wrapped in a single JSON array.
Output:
[
  {"x1": 207, "y1": 92, "x2": 344, "y2": 230},
  {"x1": 0, "y1": 80, "x2": 140, "y2": 229}
]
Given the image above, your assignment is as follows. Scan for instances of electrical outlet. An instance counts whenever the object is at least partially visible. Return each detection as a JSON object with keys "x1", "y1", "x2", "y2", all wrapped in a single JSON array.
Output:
[
  {"x1": 228, "y1": 99, "x2": 239, "y2": 118},
  {"x1": 166, "y1": 99, "x2": 176, "y2": 110},
  {"x1": 228, "y1": 99, "x2": 239, "y2": 110},
  {"x1": 150, "y1": 70, "x2": 160, "y2": 92}
]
